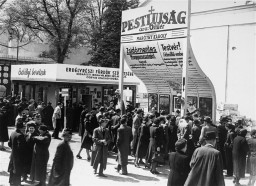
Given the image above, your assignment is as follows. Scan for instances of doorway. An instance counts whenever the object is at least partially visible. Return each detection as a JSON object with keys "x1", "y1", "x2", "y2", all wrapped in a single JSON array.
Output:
[{"x1": 82, "y1": 95, "x2": 92, "y2": 111}]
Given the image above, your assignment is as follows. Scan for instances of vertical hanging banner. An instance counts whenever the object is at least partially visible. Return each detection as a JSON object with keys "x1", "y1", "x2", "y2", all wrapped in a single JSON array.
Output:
[{"x1": 121, "y1": 1, "x2": 189, "y2": 94}]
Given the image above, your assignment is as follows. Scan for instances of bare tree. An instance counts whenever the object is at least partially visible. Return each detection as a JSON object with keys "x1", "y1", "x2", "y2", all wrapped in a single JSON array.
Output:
[
  {"x1": 4, "y1": 0, "x2": 89, "y2": 63},
  {"x1": 0, "y1": 0, "x2": 7, "y2": 9}
]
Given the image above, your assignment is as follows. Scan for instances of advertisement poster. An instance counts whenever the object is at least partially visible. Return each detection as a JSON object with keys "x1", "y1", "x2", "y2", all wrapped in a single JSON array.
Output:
[
  {"x1": 148, "y1": 93, "x2": 158, "y2": 112},
  {"x1": 159, "y1": 94, "x2": 170, "y2": 114}
]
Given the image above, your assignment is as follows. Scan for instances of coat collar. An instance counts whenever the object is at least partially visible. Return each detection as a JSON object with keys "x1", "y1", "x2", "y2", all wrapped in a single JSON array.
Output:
[{"x1": 205, "y1": 143, "x2": 215, "y2": 148}]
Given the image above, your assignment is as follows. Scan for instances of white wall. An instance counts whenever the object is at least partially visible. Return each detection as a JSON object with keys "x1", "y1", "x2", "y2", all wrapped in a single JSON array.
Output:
[
  {"x1": 190, "y1": 10, "x2": 256, "y2": 120},
  {"x1": 227, "y1": 24, "x2": 256, "y2": 119}
]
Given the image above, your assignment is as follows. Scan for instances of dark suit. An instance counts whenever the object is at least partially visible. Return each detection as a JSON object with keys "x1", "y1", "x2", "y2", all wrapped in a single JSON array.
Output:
[
  {"x1": 8, "y1": 129, "x2": 26, "y2": 185},
  {"x1": 167, "y1": 151, "x2": 190, "y2": 186},
  {"x1": 117, "y1": 124, "x2": 133, "y2": 173},
  {"x1": 91, "y1": 127, "x2": 111, "y2": 173},
  {"x1": 48, "y1": 141, "x2": 74, "y2": 186},
  {"x1": 224, "y1": 130, "x2": 236, "y2": 176}
]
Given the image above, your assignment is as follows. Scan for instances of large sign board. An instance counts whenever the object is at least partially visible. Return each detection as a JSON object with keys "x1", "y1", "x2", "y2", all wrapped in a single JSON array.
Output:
[
  {"x1": 11, "y1": 64, "x2": 140, "y2": 85},
  {"x1": 121, "y1": 2, "x2": 189, "y2": 94}
]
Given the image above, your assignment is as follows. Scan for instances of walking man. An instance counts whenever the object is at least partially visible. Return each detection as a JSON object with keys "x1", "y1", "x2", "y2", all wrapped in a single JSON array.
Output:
[
  {"x1": 91, "y1": 118, "x2": 111, "y2": 177},
  {"x1": 116, "y1": 115, "x2": 133, "y2": 175},
  {"x1": 184, "y1": 131, "x2": 225, "y2": 186}
]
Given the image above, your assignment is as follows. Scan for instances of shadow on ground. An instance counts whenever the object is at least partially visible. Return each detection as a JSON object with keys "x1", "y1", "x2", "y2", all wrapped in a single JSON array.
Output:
[{"x1": 96, "y1": 172, "x2": 160, "y2": 183}]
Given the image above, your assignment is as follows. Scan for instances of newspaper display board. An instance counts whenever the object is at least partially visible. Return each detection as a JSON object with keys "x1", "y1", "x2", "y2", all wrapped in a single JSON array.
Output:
[{"x1": 121, "y1": 2, "x2": 189, "y2": 94}]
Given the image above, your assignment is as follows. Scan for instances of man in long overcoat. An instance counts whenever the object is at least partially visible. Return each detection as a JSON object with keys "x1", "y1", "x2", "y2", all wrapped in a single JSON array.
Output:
[
  {"x1": 116, "y1": 115, "x2": 133, "y2": 174},
  {"x1": 0, "y1": 106, "x2": 9, "y2": 150},
  {"x1": 91, "y1": 118, "x2": 111, "y2": 177},
  {"x1": 184, "y1": 131, "x2": 225, "y2": 186},
  {"x1": 232, "y1": 128, "x2": 249, "y2": 185},
  {"x1": 48, "y1": 129, "x2": 74, "y2": 186},
  {"x1": 41, "y1": 102, "x2": 54, "y2": 130},
  {"x1": 8, "y1": 119, "x2": 26, "y2": 186},
  {"x1": 131, "y1": 109, "x2": 143, "y2": 156}
]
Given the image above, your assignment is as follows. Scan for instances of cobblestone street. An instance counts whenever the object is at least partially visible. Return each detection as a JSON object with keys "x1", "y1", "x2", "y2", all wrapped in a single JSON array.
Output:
[{"x1": 0, "y1": 127, "x2": 250, "y2": 186}]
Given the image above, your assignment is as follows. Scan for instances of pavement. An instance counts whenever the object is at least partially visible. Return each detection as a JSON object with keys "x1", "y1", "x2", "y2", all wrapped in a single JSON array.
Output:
[{"x1": 0, "y1": 127, "x2": 251, "y2": 186}]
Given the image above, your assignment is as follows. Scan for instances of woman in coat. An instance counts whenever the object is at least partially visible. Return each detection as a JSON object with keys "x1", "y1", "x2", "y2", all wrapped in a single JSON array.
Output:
[
  {"x1": 91, "y1": 118, "x2": 111, "y2": 177},
  {"x1": 232, "y1": 128, "x2": 249, "y2": 185},
  {"x1": 30, "y1": 125, "x2": 51, "y2": 186},
  {"x1": 48, "y1": 129, "x2": 74, "y2": 186},
  {"x1": 135, "y1": 115, "x2": 151, "y2": 167},
  {"x1": 168, "y1": 115, "x2": 178, "y2": 152},
  {"x1": 224, "y1": 123, "x2": 236, "y2": 177},
  {"x1": 167, "y1": 138, "x2": 190, "y2": 186},
  {"x1": 247, "y1": 129, "x2": 256, "y2": 186},
  {"x1": 23, "y1": 122, "x2": 39, "y2": 181},
  {"x1": 76, "y1": 113, "x2": 93, "y2": 160},
  {"x1": 146, "y1": 117, "x2": 164, "y2": 174}
]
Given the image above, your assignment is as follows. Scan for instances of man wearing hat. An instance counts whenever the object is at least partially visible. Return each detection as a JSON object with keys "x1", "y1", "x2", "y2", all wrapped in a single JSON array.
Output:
[
  {"x1": 48, "y1": 129, "x2": 73, "y2": 186},
  {"x1": 41, "y1": 102, "x2": 54, "y2": 130},
  {"x1": 110, "y1": 108, "x2": 121, "y2": 153},
  {"x1": 184, "y1": 131, "x2": 225, "y2": 186},
  {"x1": 116, "y1": 115, "x2": 133, "y2": 175},
  {"x1": 131, "y1": 108, "x2": 143, "y2": 156},
  {"x1": 8, "y1": 118, "x2": 26, "y2": 186}
]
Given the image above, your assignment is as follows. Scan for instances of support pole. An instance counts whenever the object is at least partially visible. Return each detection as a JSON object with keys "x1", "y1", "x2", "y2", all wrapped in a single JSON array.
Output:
[
  {"x1": 64, "y1": 95, "x2": 67, "y2": 129},
  {"x1": 181, "y1": 0, "x2": 191, "y2": 117},
  {"x1": 119, "y1": 44, "x2": 125, "y2": 115}
]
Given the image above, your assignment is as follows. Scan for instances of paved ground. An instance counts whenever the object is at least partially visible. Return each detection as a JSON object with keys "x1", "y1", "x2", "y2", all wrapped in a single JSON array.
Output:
[{"x1": 0, "y1": 127, "x2": 251, "y2": 186}]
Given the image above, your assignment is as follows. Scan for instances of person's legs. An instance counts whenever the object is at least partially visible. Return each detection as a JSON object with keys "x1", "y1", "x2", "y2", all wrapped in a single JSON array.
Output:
[
  {"x1": 76, "y1": 148, "x2": 83, "y2": 159},
  {"x1": 0, "y1": 142, "x2": 5, "y2": 150},
  {"x1": 115, "y1": 164, "x2": 121, "y2": 172},
  {"x1": 150, "y1": 162, "x2": 159, "y2": 174},
  {"x1": 53, "y1": 119, "x2": 61, "y2": 139},
  {"x1": 121, "y1": 165, "x2": 127, "y2": 175},
  {"x1": 86, "y1": 149, "x2": 91, "y2": 160}
]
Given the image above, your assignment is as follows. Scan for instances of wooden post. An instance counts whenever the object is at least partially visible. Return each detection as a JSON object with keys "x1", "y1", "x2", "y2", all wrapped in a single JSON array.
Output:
[
  {"x1": 64, "y1": 95, "x2": 67, "y2": 129},
  {"x1": 181, "y1": 0, "x2": 191, "y2": 117},
  {"x1": 119, "y1": 44, "x2": 125, "y2": 115}
]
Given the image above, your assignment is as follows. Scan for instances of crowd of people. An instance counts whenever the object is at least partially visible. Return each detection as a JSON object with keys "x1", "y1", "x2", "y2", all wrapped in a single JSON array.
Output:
[{"x1": 0, "y1": 95, "x2": 256, "y2": 186}]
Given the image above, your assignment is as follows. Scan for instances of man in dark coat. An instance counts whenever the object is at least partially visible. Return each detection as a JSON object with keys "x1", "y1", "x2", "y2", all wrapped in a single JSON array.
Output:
[
  {"x1": 0, "y1": 106, "x2": 9, "y2": 150},
  {"x1": 41, "y1": 102, "x2": 54, "y2": 130},
  {"x1": 184, "y1": 131, "x2": 225, "y2": 186},
  {"x1": 8, "y1": 119, "x2": 26, "y2": 186},
  {"x1": 91, "y1": 118, "x2": 111, "y2": 177},
  {"x1": 224, "y1": 123, "x2": 236, "y2": 177},
  {"x1": 168, "y1": 115, "x2": 178, "y2": 152},
  {"x1": 232, "y1": 128, "x2": 249, "y2": 185},
  {"x1": 217, "y1": 120, "x2": 228, "y2": 169},
  {"x1": 131, "y1": 109, "x2": 143, "y2": 156},
  {"x1": 111, "y1": 108, "x2": 121, "y2": 153},
  {"x1": 48, "y1": 129, "x2": 74, "y2": 186},
  {"x1": 116, "y1": 115, "x2": 133, "y2": 175}
]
